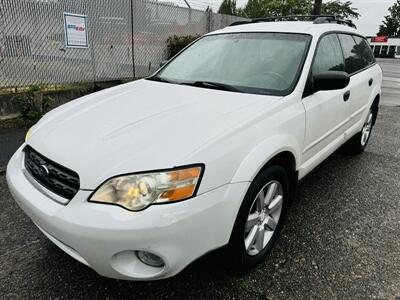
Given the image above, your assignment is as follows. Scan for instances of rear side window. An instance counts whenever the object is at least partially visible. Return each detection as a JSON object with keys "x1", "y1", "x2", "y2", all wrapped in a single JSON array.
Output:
[
  {"x1": 353, "y1": 35, "x2": 376, "y2": 65},
  {"x1": 312, "y1": 34, "x2": 344, "y2": 75},
  {"x1": 338, "y1": 34, "x2": 368, "y2": 74}
]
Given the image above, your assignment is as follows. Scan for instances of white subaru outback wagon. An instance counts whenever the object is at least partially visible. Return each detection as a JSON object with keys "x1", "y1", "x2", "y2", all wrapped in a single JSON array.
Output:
[{"x1": 7, "y1": 16, "x2": 382, "y2": 280}]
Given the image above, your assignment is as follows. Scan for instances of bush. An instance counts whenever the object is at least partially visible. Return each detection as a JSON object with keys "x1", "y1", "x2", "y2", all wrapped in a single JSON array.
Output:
[
  {"x1": 165, "y1": 34, "x2": 200, "y2": 59},
  {"x1": 14, "y1": 85, "x2": 54, "y2": 120}
]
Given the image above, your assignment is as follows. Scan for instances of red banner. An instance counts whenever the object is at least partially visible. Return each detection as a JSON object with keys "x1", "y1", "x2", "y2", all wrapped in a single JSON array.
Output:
[{"x1": 371, "y1": 36, "x2": 388, "y2": 43}]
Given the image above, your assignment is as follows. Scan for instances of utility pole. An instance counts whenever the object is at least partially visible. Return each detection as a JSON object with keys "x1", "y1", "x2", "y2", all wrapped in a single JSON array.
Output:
[{"x1": 313, "y1": 0, "x2": 322, "y2": 15}]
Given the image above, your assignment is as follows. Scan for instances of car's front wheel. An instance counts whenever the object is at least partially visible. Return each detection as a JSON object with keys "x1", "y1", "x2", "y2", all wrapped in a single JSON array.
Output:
[{"x1": 228, "y1": 165, "x2": 289, "y2": 269}]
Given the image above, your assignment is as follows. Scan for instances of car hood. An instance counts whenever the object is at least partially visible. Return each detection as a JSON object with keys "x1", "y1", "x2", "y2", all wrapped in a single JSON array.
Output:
[{"x1": 28, "y1": 79, "x2": 281, "y2": 189}]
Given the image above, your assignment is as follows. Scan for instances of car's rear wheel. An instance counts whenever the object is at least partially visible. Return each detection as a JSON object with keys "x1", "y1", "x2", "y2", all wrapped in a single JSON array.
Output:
[
  {"x1": 228, "y1": 165, "x2": 289, "y2": 269},
  {"x1": 344, "y1": 108, "x2": 375, "y2": 154}
]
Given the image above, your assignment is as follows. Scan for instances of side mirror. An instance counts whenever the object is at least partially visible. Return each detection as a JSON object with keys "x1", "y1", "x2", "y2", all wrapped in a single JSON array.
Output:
[
  {"x1": 159, "y1": 60, "x2": 169, "y2": 68},
  {"x1": 313, "y1": 71, "x2": 350, "y2": 92}
]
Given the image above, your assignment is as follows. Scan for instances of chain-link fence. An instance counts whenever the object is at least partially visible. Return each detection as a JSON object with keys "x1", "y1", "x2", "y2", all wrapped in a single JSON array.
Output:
[{"x1": 0, "y1": 0, "x2": 247, "y2": 88}]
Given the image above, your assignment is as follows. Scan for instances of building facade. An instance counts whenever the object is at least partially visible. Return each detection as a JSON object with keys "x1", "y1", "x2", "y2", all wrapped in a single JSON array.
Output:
[{"x1": 368, "y1": 36, "x2": 400, "y2": 58}]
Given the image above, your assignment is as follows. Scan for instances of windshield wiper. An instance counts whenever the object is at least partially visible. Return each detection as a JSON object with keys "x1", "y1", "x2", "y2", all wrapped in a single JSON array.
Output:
[
  {"x1": 148, "y1": 76, "x2": 173, "y2": 83},
  {"x1": 181, "y1": 81, "x2": 240, "y2": 92},
  {"x1": 149, "y1": 77, "x2": 240, "y2": 93}
]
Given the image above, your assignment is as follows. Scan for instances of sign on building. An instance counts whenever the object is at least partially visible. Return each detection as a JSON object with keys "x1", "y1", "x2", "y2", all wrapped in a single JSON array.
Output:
[
  {"x1": 63, "y1": 13, "x2": 89, "y2": 48},
  {"x1": 371, "y1": 36, "x2": 388, "y2": 43}
]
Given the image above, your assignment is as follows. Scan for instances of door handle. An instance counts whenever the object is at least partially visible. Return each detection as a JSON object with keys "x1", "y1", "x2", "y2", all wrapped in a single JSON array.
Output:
[
  {"x1": 343, "y1": 91, "x2": 351, "y2": 102},
  {"x1": 369, "y1": 78, "x2": 373, "y2": 86}
]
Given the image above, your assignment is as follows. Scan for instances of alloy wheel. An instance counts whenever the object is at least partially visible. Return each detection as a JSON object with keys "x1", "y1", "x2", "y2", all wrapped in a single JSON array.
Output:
[
  {"x1": 361, "y1": 110, "x2": 374, "y2": 147},
  {"x1": 244, "y1": 180, "x2": 283, "y2": 256}
]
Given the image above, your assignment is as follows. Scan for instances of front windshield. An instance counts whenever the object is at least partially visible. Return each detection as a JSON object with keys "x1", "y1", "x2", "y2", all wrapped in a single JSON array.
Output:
[{"x1": 153, "y1": 33, "x2": 311, "y2": 96}]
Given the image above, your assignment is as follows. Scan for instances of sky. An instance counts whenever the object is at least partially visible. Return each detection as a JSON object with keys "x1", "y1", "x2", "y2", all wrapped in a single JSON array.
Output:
[{"x1": 160, "y1": 0, "x2": 396, "y2": 36}]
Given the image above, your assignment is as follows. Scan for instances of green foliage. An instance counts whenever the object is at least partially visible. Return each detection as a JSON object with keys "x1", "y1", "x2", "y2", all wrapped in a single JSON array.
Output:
[
  {"x1": 321, "y1": 1, "x2": 360, "y2": 19},
  {"x1": 240, "y1": 0, "x2": 312, "y2": 18},
  {"x1": 239, "y1": 0, "x2": 265, "y2": 18},
  {"x1": 165, "y1": 34, "x2": 200, "y2": 59},
  {"x1": 218, "y1": 0, "x2": 237, "y2": 15},
  {"x1": 14, "y1": 86, "x2": 54, "y2": 120},
  {"x1": 235, "y1": 0, "x2": 360, "y2": 20},
  {"x1": 377, "y1": 0, "x2": 400, "y2": 36}
]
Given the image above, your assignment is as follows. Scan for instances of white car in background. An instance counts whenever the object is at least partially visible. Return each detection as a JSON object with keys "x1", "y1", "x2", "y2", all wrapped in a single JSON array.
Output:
[{"x1": 7, "y1": 16, "x2": 382, "y2": 280}]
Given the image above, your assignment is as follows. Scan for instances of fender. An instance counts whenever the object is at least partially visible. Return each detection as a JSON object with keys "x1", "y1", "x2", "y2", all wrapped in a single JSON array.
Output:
[
  {"x1": 231, "y1": 134, "x2": 301, "y2": 183},
  {"x1": 356, "y1": 84, "x2": 381, "y2": 132},
  {"x1": 369, "y1": 85, "x2": 381, "y2": 107}
]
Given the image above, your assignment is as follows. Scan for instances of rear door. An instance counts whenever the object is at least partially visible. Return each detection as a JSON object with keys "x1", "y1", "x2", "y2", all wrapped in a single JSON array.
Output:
[
  {"x1": 302, "y1": 33, "x2": 348, "y2": 165},
  {"x1": 337, "y1": 34, "x2": 376, "y2": 136}
]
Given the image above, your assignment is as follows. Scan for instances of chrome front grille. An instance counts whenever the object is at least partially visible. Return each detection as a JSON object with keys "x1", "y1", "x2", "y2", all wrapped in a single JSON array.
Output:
[{"x1": 24, "y1": 146, "x2": 80, "y2": 200}]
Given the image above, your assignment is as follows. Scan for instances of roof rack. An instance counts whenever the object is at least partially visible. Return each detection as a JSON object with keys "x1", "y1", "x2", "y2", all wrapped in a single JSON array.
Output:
[{"x1": 229, "y1": 15, "x2": 357, "y2": 29}]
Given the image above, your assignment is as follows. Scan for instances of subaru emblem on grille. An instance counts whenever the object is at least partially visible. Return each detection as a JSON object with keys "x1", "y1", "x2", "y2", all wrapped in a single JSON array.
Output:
[{"x1": 40, "y1": 164, "x2": 50, "y2": 177}]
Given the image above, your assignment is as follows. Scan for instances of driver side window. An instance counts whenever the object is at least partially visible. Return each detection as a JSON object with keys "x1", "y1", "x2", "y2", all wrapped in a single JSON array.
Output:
[{"x1": 312, "y1": 34, "x2": 345, "y2": 75}]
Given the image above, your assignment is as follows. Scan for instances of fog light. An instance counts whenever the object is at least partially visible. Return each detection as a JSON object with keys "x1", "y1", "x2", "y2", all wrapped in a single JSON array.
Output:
[{"x1": 136, "y1": 251, "x2": 165, "y2": 268}]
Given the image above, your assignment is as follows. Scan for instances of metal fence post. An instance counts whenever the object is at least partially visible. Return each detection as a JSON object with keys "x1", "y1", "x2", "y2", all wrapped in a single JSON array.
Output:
[
  {"x1": 90, "y1": 17, "x2": 97, "y2": 83},
  {"x1": 207, "y1": 10, "x2": 212, "y2": 32},
  {"x1": 0, "y1": 0, "x2": 6, "y2": 86},
  {"x1": 130, "y1": 0, "x2": 136, "y2": 78}
]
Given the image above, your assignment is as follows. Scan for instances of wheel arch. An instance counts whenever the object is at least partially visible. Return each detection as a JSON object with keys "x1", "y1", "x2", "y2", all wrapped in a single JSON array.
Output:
[
  {"x1": 255, "y1": 151, "x2": 298, "y2": 203},
  {"x1": 371, "y1": 94, "x2": 380, "y2": 126},
  {"x1": 232, "y1": 135, "x2": 301, "y2": 183},
  {"x1": 231, "y1": 135, "x2": 300, "y2": 203}
]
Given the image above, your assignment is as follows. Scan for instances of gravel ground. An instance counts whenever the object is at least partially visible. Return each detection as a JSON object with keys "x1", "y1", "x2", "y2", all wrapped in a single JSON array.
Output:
[
  {"x1": 1, "y1": 105, "x2": 400, "y2": 299},
  {"x1": 0, "y1": 127, "x2": 26, "y2": 171}
]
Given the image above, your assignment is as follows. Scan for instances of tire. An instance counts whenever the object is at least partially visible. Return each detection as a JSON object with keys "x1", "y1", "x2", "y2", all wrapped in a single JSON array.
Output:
[
  {"x1": 228, "y1": 165, "x2": 290, "y2": 270},
  {"x1": 344, "y1": 108, "x2": 375, "y2": 155}
]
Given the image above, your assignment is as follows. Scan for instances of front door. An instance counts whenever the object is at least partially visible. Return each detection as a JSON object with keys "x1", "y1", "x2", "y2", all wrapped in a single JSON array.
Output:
[{"x1": 301, "y1": 33, "x2": 350, "y2": 172}]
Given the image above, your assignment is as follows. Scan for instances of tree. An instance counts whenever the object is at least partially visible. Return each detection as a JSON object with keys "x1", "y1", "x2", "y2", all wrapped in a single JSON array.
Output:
[
  {"x1": 237, "y1": 0, "x2": 359, "y2": 20},
  {"x1": 377, "y1": 0, "x2": 400, "y2": 36},
  {"x1": 239, "y1": 0, "x2": 312, "y2": 18},
  {"x1": 321, "y1": 1, "x2": 360, "y2": 19},
  {"x1": 239, "y1": 0, "x2": 267, "y2": 18},
  {"x1": 218, "y1": 0, "x2": 237, "y2": 16},
  {"x1": 313, "y1": 0, "x2": 322, "y2": 15}
]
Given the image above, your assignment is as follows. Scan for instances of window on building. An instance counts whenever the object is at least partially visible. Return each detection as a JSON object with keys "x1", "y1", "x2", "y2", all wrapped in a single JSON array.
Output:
[
  {"x1": 389, "y1": 45, "x2": 396, "y2": 58},
  {"x1": 374, "y1": 45, "x2": 381, "y2": 56}
]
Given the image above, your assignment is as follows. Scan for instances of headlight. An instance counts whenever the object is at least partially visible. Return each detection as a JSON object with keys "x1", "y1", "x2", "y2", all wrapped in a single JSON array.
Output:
[
  {"x1": 89, "y1": 165, "x2": 204, "y2": 211},
  {"x1": 25, "y1": 126, "x2": 34, "y2": 141}
]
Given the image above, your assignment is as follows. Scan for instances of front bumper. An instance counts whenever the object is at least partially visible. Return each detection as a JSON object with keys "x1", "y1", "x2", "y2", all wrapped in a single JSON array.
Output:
[{"x1": 6, "y1": 146, "x2": 249, "y2": 280}]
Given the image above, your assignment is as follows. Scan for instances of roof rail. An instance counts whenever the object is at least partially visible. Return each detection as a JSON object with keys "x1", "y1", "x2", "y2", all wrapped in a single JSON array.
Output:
[
  {"x1": 229, "y1": 15, "x2": 357, "y2": 29},
  {"x1": 313, "y1": 16, "x2": 356, "y2": 28}
]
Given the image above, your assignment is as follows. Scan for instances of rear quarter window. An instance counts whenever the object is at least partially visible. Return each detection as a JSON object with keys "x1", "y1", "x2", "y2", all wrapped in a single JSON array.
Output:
[
  {"x1": 338, "y1": 34, "x2": 368, "y2": 74},
  {"x1": 353, "y1": 35, "x2": 376, "y2": 65}
]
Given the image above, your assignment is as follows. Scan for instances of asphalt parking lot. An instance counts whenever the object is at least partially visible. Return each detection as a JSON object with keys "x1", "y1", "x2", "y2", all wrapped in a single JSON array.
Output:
[
  {"x1": 379, "y1": 58, "x2": 400, "y2": 107},
  {"x1": 1, "y1": 61, "x2": 400, "y2": 299}
]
